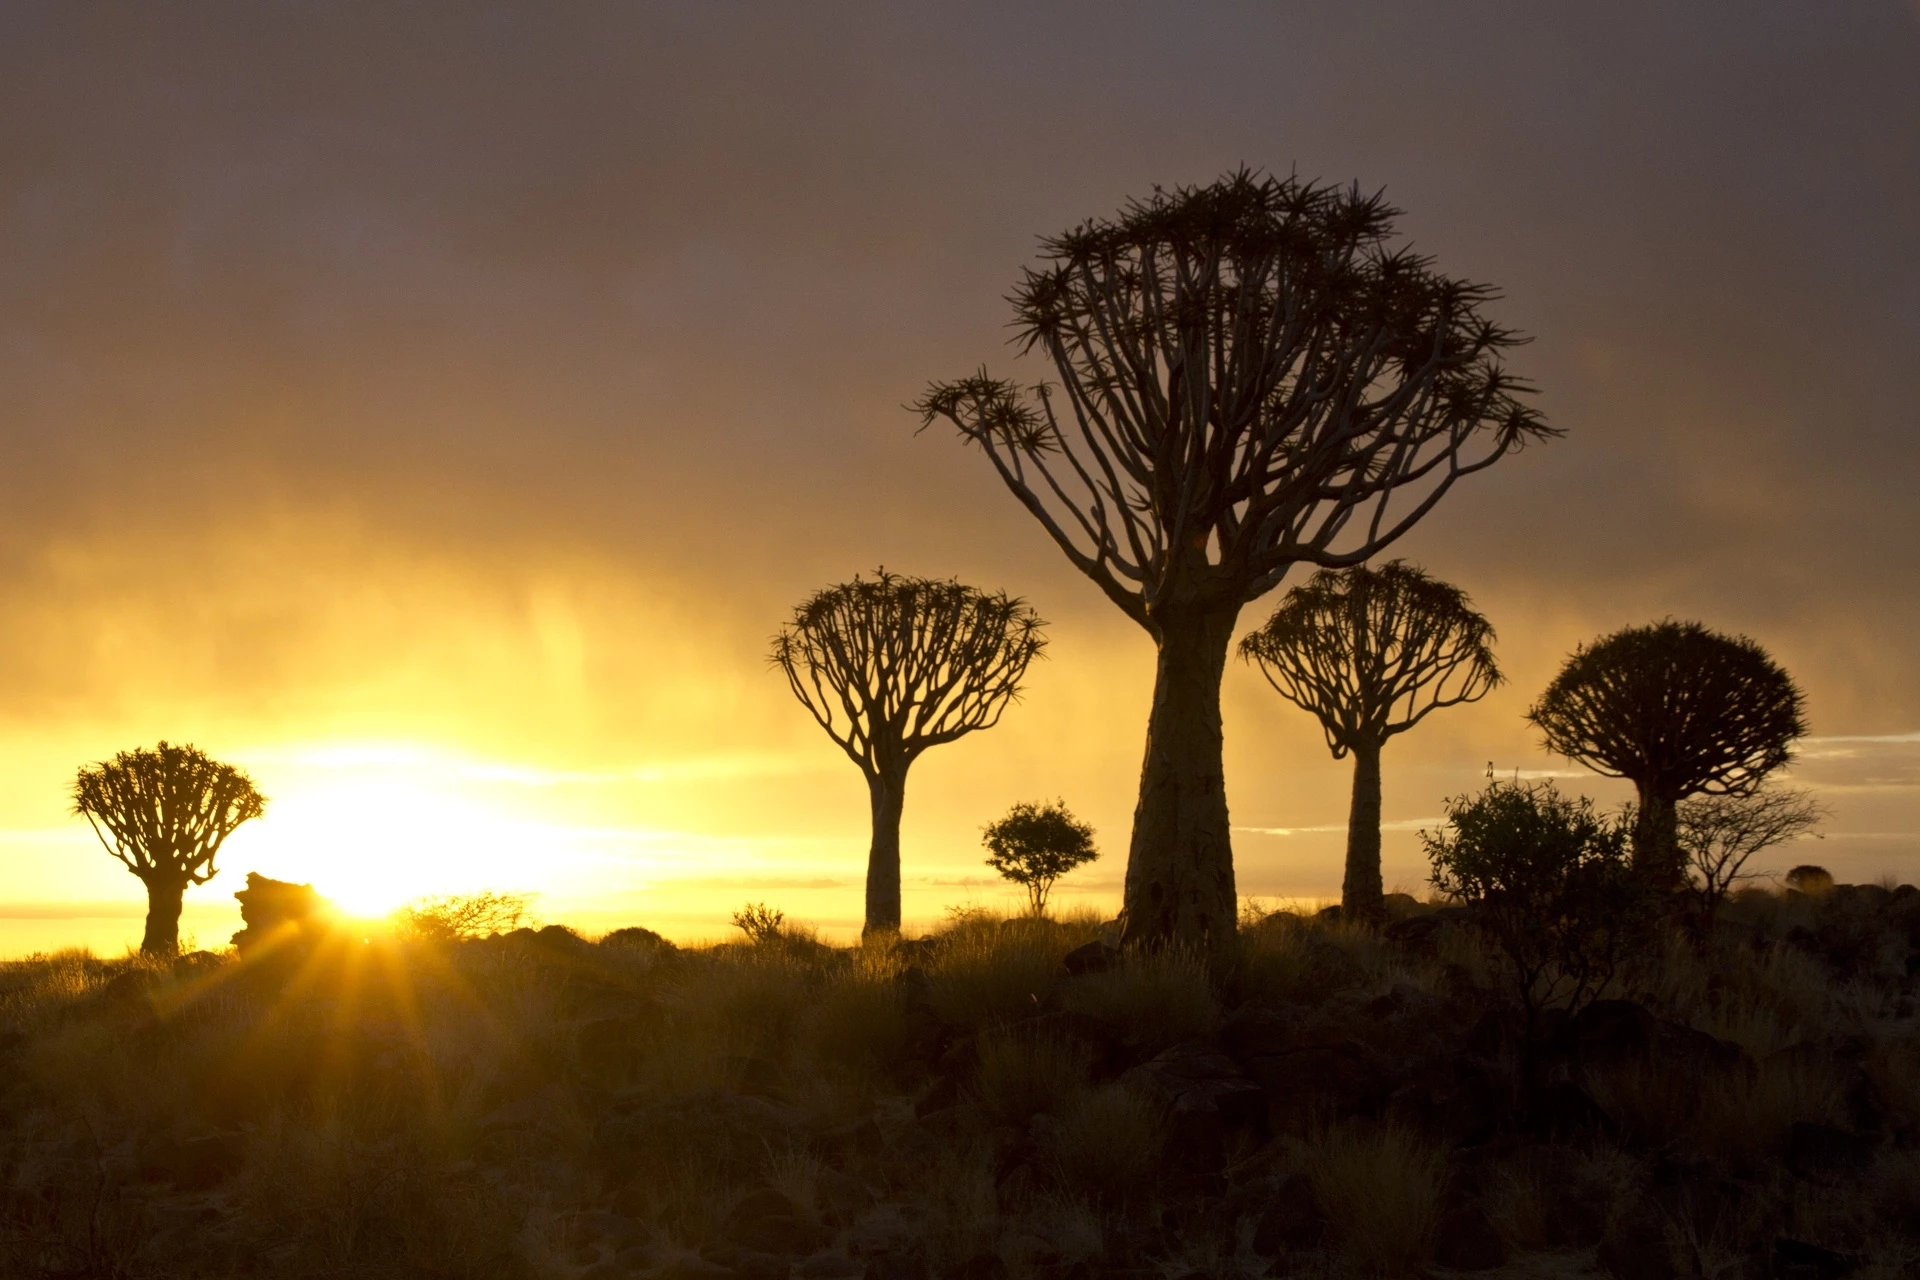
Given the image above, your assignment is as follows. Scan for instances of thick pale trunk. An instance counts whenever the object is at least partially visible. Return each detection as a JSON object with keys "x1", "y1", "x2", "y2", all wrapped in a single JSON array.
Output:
[
  {"x1": 1342, "y1": 741, "x2": 1384, "y2": 922},
  {"x1": 1121, "y1": 606, "x2": 1239, "y2": 953},
  {"x1": 864, "y1": 771, "x2": 906, "y2": 936},
  {"x1": 1632, "y1": 783, "x2": 1682, "y2": 889},
  {"x1": 141, "y1": 875, "x2": 187, "y2": 956}
]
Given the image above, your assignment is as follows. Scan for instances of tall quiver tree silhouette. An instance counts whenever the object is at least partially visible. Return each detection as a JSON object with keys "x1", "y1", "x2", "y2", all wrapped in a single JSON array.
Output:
[
  {"x1": 73, "y1": 741, "x2": 267, "y2": 956},
  {"x1": 917, "y1": 171, "x2": 1552, "y2": 951},
  {"x1": 1527, "y1": 621, "x2": 1806, "y2": 889},
  {"x1": 1240, "y1": 562, "x2": 1501, "y2": 923},
  {"x1": 773, "y1": 570, "x2": 1046, "y2": 935}
]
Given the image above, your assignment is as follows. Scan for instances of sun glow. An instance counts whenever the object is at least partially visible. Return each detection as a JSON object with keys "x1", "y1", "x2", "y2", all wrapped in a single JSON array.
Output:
[{"x1": 226, "y1": 744, "x2": 610, "y2": 918}]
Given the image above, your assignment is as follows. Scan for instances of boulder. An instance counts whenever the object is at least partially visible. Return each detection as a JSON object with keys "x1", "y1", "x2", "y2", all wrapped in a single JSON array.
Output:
[
  {"x1": 1062, "y1": 940, "x2": 1120, "y2": 975},
  {"x1": 231, "y1": 873, "x2": 332, "y2": 954},
  {"x1": 1434, "y1": 1201, "x2": 1508, "y2": 1270},
  {"x1": 1787, "y1": 1122, "x2": 1875, "y2": 1182}
]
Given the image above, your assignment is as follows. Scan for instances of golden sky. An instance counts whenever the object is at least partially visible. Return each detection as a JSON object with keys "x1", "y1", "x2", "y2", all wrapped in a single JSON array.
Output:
[{"x1": 3, "y1": 4, "x2": 1918, "y2": 953}]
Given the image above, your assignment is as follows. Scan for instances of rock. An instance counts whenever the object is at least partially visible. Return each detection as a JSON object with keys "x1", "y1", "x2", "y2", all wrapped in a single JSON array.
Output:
[
  {"x1": 1244, "y1": 1039, "x2": 1393, "y2": 1130},
  {"x1": 797, "y1": 1252, "x2": 864, "y2": 1278},
  {"x1": 600, "y1": 926, "x2": 675, "y2": 953},
  {"x1": 232, "y1": 873, "x2": 333, "y2": 954},
  {"x1": 1597, "y1": 1196, "x2": 1677, "y2": 1280},
  {"x1": 1787, "y1": 1122, "x2": 1875, "y2": 1182},
  {"x1": 946, "y1": 1253, "x2": 1006, "y2": 1280},
  {"x1": 1120, "y1": 1041, "x2": 1266, "y2": 1136},
  {"x1": 1533, "y1": 1079, "x2": 1613, "y2": 1139},
  {"x1": 1434, "y1": 1201, "x2": 1508, "y2": 1270},
  {"x1": 1773, "y1": 1239, "x2": 1859, "y2": 1279},
  {"x1": 1249, "y1": 1173, "x2": 1323, "y2": 1253},
  {"x1": 1062, "y1": 940, "x2": 1120, "y2": 975}
]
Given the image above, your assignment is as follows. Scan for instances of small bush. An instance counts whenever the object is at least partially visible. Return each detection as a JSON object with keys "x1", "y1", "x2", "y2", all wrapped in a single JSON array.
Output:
[
  {"x1": 730, "y1": 902, "x2": 787, "y2": 944},
  {"x1": 1425, "y1": 779, "x2": 1645, "y2": 1043},
  {"x1": 1048, "y1": 1082, "x2": 1165, "y2": 1202},
  {"x1": 1306, "y1": 1122, "x2": 1445, "y2": 1274},
  {"x1": 394, "y1": 890, "x2": 533, "y2": 941},
  {"x1": 970, "y1": 1030, "x2": 1090, "y2": 1127},
  {"x1": 982, "y1": 799, "x2": 1099, "y2": 916}
]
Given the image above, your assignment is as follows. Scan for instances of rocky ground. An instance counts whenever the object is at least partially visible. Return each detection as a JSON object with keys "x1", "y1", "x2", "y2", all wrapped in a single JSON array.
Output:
[{"x1": 3, "y1": 885, "x2": 1920, "y2": 1279}]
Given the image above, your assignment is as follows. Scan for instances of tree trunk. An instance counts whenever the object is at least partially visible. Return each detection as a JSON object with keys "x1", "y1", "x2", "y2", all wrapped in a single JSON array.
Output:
[
  {"x1": 1342, "y1": 740, "x2": 1385, "y2": 923},
  {"x1": 1121, "y1": 605, "x2": 1239, "y2": 953},
  {"x1": 141, "y1": 875, "x2": 187, "y2": 956},
  {"x1": 864, "y1": 769, "x2": 907, "y2": 936},
  {"x1": 1632, "y1": 783, "x2": 1682, "y2": 889}
]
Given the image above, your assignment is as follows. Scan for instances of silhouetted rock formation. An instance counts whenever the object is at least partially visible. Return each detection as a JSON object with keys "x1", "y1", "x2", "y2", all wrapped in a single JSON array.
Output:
[{"x1": 231, "y1": 872, "x2": 331, "y2": 953}]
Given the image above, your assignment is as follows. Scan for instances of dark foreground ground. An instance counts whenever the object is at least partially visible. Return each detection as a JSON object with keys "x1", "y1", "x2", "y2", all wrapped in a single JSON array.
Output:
[{"x1": 3, "y1": 889, "x2": 1919, "y2": 1279}]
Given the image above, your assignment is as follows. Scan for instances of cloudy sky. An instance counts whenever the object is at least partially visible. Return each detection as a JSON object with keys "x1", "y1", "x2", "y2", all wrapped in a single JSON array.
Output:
[{"x1": 2, "y1": 2, "x2": 1916, "y2": 951}]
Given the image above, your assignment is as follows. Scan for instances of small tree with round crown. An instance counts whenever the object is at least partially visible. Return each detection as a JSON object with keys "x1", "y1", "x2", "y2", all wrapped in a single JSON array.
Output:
[{"x1": 983, "y1": 800, "x2": 1099, "y2": 917}]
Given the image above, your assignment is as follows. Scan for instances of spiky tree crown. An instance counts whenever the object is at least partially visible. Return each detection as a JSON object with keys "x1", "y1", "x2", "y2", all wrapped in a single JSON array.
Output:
[
  {"x1": 1527, "y1": 620, "x2": 1806, "y2": 799},
  {"x1": 73, "y1": 741, "x2": 267, "y2": 885},
  {"x1": 1240, "y1": 561, "x2": 1501, "y2": 756},
  {"x1": 771, "y1": 569, "x2": 1047, "y2": 775}
]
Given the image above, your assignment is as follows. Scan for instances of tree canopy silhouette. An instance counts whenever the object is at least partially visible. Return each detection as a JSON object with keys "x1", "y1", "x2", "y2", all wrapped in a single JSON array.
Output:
[
  {"x1": 772, "y1": 569, "x2": 1046, "y2": 934},
  {"x1": 1240, "y1": 561, "x2": 1500, "y2": 922},
  {"x1": 983, "y1": 800, "x2": 1099, "y2": 917},
  {"x1": 917, "y1": 170, "x2": 1551, "y2": 949},
  {"x1": 73, "y1": 741, "x2": 267, "y2": 955},
  {"x1": 1527, "y1": 620, "x2": 1806, "y2": 888}
]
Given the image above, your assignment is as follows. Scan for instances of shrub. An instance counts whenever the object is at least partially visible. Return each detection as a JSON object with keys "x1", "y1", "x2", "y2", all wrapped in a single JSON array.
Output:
[
  {"x1": 394, "y1": 890, "x2": 532, "y2": 942},
  {"x1": 982, "y1": 800, "x2": 1098, "y2": 916},
  {"x1": 1306, "y1": 1122, "x2": 1444, "y2": 1273},
  {"x1": 1426, "y1": 780, "x2": 1643, "y2": 1030},
  {"x1": 730, "y1": 902, "x2": 787, "y2": 944},
  {"x1": 1048, "y1": 1082, "x2": 1165, "y2": 1203},
  {"x1": 970, "y1": 1029, "x2": 1091, "y2": 1127},
  {"x1": 1785, "y1": 864, "x2": 1835, "y2": 895}
]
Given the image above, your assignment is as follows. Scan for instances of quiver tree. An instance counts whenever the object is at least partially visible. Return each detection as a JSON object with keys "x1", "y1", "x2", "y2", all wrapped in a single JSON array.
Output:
[
  {"x1": 772, "y1": 569, "x2": 1046, "y2": 935},
  {"x1": 73, "y1": 741, "x2": 267, "y2": 955},
  {"x1": 1527, "y1": 621, "x2": 1806, "y2": 889},
  {"x1": 917, "y1": 171, "x2": 1551, "y2": 950},
  {"x1": 983, "y1": 800, "x2": 1099, "y2": 917},
  {"x1": 1240, "y1": 561, "x2": 1500, "y2": 922}
]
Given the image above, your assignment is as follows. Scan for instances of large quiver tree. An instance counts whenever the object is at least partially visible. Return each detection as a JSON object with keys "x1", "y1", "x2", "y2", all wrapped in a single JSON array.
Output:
[
  {"x1": 917, "y1": 171, "x2": 1551, "y2": 951},
  {"x1": 1527, "y1": 620, "x2": 1806, "y2": 888},
  {"x1": 73, "y1": 741, "x2": 267, "y2": 955},
  {"x1": 773, "y1": 570, "x2": 1046, "y2": 935},
  {"x1": 1240, "y1": 561, "x2": 1500, "y2": 922}
]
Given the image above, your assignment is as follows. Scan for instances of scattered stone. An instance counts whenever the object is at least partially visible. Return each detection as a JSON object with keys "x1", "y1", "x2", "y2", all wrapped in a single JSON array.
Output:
[
  {"x1": 1433, "y1": 1201, "x2": 1508, "y2": 1270},
  {"x1": 1773, "y1": 1238, "x2": 1859, "y2": 1279},
  {"x1": 1062, "y1": 939, "x2": 1120, "y2": 975},
  {"x1": 1787, "y1": 1122, "x2": 1875, "y2": 1181},
  {"x1": 1597, "y1": 1195, "x2": 1677, "y2": 1280}
]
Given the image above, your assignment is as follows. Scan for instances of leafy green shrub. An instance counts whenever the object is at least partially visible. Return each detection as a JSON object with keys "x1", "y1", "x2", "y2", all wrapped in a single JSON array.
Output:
[{"x1": 1424, "y1": 778, "x2": 1645, "y2": 1041}]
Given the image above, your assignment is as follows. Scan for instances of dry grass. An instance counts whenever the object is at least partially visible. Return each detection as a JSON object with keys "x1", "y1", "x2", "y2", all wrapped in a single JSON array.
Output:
[{"x1": 1303, "y1": 1121, "x2": 1444, "y2": 1275}]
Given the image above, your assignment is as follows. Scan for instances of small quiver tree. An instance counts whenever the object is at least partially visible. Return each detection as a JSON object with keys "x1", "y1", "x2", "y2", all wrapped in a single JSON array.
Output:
[
  {"x1": 1527, "y1": 621, "x2": 1806, "y2": 890},
  {"x1": 1424, "y1": 778, "x2": 1642, "y2": 1101},
  {"x1": 918, "y1": 170, "x2": 1552, "y2": 953},
  {"x1": 772, "y1": 570, "x2": 1046, "y2": 936},
  {"x1": 1240, "y1": 561, "x2": 1500, "y2": 923},
  {"x1": 73, "y1": 741, "x2": 267, "y2": 956},
  {"x1": 983, "y1": 800, "x2": 1099, "y2": 917},
  {"x1": 1676, "y1": 787, "x2": 1823, "y2": 933}
]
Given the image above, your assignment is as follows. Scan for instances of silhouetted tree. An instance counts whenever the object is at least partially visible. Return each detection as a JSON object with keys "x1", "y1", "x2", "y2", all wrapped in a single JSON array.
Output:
[
  {"x1": 773, "y1": 570, "x2": 1047, "y2": 935},
  {"x1": 983, "y1": 800, "x2": 1099, "y2": 916},
  {"x1": 1240, "y1": 561, "x2": 1500, "y2": 922},
  {"x1": 73, "y1": 741, "x2": 267, "y2": 955},
  {"x1": 917, "y1": 171, "x2": 1550, "y2": 950},
  {"x1": 1676, "y1": 787, "x2": 1823, "y2": 931},
  {"x1": 1424, "y1": 778, "x2": 1643, "y2": 1100},
  {"x1": 1527, "y1": 621, "x2": 1806, "y2": 889}
]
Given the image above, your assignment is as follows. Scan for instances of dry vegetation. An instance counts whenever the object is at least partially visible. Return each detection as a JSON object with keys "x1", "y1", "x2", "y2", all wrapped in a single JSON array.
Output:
[{"x1": 4, "y1": 884, "x2": 1920, "y2": 1279}]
